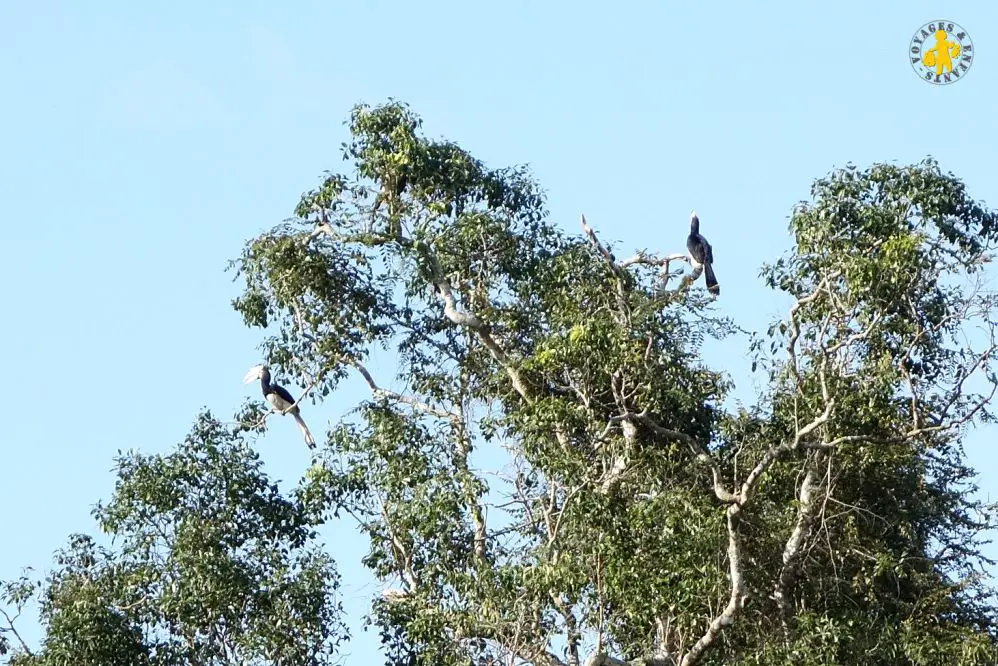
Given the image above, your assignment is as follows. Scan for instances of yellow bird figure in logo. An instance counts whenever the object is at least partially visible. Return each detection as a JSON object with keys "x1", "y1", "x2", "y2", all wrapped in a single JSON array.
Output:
[{"x1": 922, "y1": 29, "x2": 961, "y2": 75}]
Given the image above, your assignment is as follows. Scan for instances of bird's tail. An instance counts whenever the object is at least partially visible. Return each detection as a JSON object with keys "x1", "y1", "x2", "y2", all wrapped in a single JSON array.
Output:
[
  {"x1": 293, "y1": 413, "x2": 316, "y2": 449},
  {"x1": 703, "y1": 263, "x2": 720, "y2": 297}
]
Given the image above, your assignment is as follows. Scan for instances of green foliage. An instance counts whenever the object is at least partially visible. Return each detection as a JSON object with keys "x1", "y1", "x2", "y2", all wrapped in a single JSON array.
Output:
[
  {"x1": 222, "y1": 103, "x2": 998, "y2": 665},
  {"x1": 8, "y1": 102, "x2": 998, "y2": 666},
  {"x1": 1, "y1": 412, "x2": 347, "y2": 666}
]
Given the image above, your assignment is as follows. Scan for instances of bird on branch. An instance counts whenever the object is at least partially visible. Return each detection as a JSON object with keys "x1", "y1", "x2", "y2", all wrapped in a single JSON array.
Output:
[
  {"x1": 243, "y1": 364, "x2": 315, "y2": 449},
  {"x1": 687, "y1": 210, "x2": 720, "y2": 297}
]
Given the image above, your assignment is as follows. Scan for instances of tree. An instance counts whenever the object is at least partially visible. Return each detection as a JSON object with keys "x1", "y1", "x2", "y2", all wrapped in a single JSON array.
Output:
[
  {"x1": 0, "y1": 411, "x2": 348, "y2": 666},
  {"x1": 229, "y1": 100, "x2": 998, "y2": 666},
  {"x1": 6, "y1": 100, "x2": 997, "y2": 666}
]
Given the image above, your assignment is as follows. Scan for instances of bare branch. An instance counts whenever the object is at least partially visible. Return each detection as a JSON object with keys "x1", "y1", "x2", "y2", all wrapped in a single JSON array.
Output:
[
  {"x1": 415, "y1": 240, "x2": 537, "y2": 404},
  {"x1": 581, "y1": 214, "x2": 695, "y2": 300},
  {"x1": 823, "y1": 310, "x2": 883, "y2": 356},
  {"x1": 351, "y1": 360, "x2": 457, "y2": 420},
  {"x1": 801, "y1": 434, "x2": 871, "y2": 450},
  {"x1": 0, "y1": 607, "x2": 32, "y2": 657},
  {"x1": 315, "y1": 216, "x2": 537, "y2": 407},
  {"x1": 739, "y1": 399, "x2": 831, "y2": 504},
  {"x1": 618, "y1": 252, "x2": 689, "y2": 269},
  {"x1": 580, "y1": 214, "x2": 626, "y2": 278},
  {"x1": 580, "y1": 214, "x2": 632, "y2": 324},
  {"x1": 785, "y1": 273, "x2": 837, "y2": 385}
]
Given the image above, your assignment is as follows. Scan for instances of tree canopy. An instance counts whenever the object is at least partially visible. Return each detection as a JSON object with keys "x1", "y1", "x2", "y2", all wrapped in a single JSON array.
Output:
[
  {"x1": 4, "y1": 100, "x2": 998, "y2": 666},
  {"x1": 1, "y1": 413, "x2": 347, "y2": 666}
]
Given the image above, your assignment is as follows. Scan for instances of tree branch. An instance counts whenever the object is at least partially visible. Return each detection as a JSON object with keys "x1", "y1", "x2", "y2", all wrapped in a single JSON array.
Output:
[
  {"x1": 631, "y1": 411, "x2": 737, "y2": 503},
  {"x1": 580, "y1": 213, "x2": 637, "y2": 330},
  {"x1": 772, "y1": 453, "x2": 824, "y2": 618},
  {"x1": 454, "y1": 391, "x2": 488, "y2": 563},
  {"x1": 377, "y1": 493, "x2": 419, "y2": 590},
  {"x1": 351, "y1": 360, "x2": 457, "y2": 420},
  {"x1": 0, "y1": 607, "x2": 32, "y2": 657},
  {"x1": 417, "y1": 239, "x2": 536, "y2": 404},
  {"x1": 672, "y1": 380, "x2": 835, "y2": 664},
  {"x1": 312, "y1": 215, "x2": 537, "y2": 408},
  {"x1": 580, "y1": 214, "x2": 626, "y2": 279},
  {"x1": 679, "y1": 504, "x2": 745, "y2": 666},
  {"x1": 580, "y1": 213, "x2": 694, "y2": 298},
  {"x1": 551, "y1": 594, "x2": 582, "y2": 666},
  {"x1": 785, "y1": 274, "x2": 837, "y2": 385},
  {"x1": 584, "y1": 654, "x2": 673, "y2": 666}
]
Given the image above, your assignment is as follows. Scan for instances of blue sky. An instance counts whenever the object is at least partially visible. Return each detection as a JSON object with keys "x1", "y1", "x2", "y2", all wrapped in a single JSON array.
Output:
[{"x1": 1, "y1": 0, "x2": 996, "y2": 661}]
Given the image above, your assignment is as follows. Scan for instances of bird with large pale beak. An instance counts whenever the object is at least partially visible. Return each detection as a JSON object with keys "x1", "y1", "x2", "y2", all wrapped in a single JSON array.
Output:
[{"x1": 243, "y1": 364, "x2": 315, "y2": 449}]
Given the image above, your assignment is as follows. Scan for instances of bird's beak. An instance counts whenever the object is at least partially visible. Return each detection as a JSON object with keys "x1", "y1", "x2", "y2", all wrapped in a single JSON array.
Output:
[{"x1": 243, "y1": 365, "x2": 263, "y2": 384}]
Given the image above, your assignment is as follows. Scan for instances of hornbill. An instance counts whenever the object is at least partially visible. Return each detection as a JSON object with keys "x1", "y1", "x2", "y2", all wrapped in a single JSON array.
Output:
[
  {"x1": 243, "y1": 364, "x2": 315, "y2": 449},
  {"x1": 686, "y1": 210, "x2": 720, "y2": 297}
]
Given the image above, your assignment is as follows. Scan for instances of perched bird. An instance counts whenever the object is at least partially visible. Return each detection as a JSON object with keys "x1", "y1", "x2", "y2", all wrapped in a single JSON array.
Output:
[
  {"x1": 243, "y1": 364, "x2": 315, "y2": 449},
  {"x1": 686, "y1": 210, "x2": 720, "y2": 297}
]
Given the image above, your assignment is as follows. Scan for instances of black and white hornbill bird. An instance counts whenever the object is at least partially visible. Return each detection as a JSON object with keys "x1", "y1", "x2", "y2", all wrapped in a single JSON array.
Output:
[
  {"x1": 243, "y1": 364, "x2": 315, "y2": 449},
  {"x1": 686, "y1": 210, "x2": 720, "y2": 297}
]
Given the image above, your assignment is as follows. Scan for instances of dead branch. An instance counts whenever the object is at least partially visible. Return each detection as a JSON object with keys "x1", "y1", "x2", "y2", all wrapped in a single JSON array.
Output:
[
  {"x1": 581, "y1": 214, "x2": 699, "y2": 299},
  {"x1": 580, "y1": 214, "x2": 627, "y2": 280},
  {"x1": 580, "y1": 214, "x2": 632, "y2": 325},
  {"x1": 785, "y1": 274, "x2": 837, "y2": 386},
  {"x1": 618, "y1": 252, "x2": 689, "y2": 270}
]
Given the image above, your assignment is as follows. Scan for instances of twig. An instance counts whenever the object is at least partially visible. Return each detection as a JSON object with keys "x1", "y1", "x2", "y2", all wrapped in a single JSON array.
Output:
[{"x1": 0, "y1": 607, "x2": 32, "y2": 656}]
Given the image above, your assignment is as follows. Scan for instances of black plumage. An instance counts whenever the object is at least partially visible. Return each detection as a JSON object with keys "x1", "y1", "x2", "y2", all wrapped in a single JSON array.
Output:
[
  {"x1": 244, "y1": 364, "x2": 315, "y2": 449},
  {"x1": 686, "y1": 210, "x2": 720, "y2": 297}
]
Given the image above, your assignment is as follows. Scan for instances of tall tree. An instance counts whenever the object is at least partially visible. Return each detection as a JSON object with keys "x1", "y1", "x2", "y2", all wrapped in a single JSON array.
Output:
[
  {"x1": 1, "y1": 411, "x2": 348, "y2": 666},
  {"x1": 7, "y1": 101, "x2": 997, "y2": 666},
  {"x1": 230, "y1": 100, "x2": 998, "y2": 665}
]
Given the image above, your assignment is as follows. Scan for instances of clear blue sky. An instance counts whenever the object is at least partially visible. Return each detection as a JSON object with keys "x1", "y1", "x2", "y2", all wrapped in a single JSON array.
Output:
[{"x1": 2, "y1": 1, "x2": 996, "y2": 662}]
